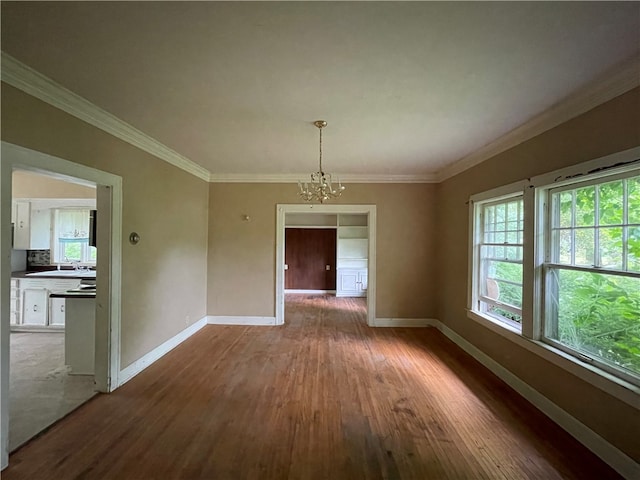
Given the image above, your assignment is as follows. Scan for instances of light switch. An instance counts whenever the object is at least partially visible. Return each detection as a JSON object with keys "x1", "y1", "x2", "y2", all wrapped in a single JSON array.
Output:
[
  {"x1": 284, "y1": 264, "x2": 289, "y2": 270},
  {"x1": 326, "y1": 265, "x2": 331, "y2": 270}
]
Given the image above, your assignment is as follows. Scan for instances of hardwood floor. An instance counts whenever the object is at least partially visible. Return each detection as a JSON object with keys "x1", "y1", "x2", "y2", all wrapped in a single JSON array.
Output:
[{"x1": 4, "y1": 294, "x2": 620, "y2": 479}]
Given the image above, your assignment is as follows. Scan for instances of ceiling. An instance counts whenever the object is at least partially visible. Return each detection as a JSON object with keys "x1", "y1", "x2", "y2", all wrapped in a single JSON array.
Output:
[{"x1": 1, "y1": 2, "x2": 639, "y2": 182}]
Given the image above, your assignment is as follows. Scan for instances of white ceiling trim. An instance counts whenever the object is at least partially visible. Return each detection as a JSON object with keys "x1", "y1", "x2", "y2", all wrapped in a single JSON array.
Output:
[
  {"x1": 1, "y1": 52, "x2": 211, "y2": 182},
  {"x1": 209, "y1": 173, "x2": 438, "y2": 184},
  {"x1": 435, "y1": 55, "x2": 640, "y2": 183}
]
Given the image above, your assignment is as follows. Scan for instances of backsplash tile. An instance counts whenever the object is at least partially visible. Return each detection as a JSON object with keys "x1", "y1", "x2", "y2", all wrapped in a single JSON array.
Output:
[{"x1": 27, "y1": 249, "x2": 51, "y2": 267}]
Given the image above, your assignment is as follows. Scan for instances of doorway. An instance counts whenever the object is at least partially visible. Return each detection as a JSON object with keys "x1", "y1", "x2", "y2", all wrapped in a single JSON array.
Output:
[
  {"x1": 9, "y1": 168, "x2": 98, "y2": 451},
  {"x1": 276, "y1": 204, "x2": 377, "y2": 326},
  {"x1": 1, "y1": 141, "x2": 122, "y2": 469}
]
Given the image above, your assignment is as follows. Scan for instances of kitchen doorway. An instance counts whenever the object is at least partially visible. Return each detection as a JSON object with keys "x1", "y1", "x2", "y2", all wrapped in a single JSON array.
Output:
[
  {"x1": 1, "y1": 141, "x2": 122, "y2": 468},
  {"x1": 276, "y1": 204, "x2": 376, "y2": 326},
  {"x1": 9, "y1": 168, "x2": 98, "y2": 451}
]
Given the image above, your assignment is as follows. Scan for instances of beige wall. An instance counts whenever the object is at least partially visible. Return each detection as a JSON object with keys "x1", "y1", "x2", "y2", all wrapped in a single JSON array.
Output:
[
  {"x1": 208, "y1": 183, "x2": 437, "y2": 318},
  {"x1": 12, "y1": 170, "x2": 96, "y2": 198},
  {"x1": 436, "y1": 87, "x2": 640, "y2": 460},
  {"x1": 1, "y1": 83, "x2": 210, "y2": 368}
]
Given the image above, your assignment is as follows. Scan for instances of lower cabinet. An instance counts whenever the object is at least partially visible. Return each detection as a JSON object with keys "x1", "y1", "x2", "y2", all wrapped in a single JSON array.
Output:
[
  {"x1": 336, "y1": 268, "x2": 368, "y2": 297},
  {"x1": 49, "y1": 297, "x2": 66, "y2": 326},
  {"x1": 22, "y1": 289, "x2": 49, "y2": 325},
  {"x1": 12, "y1": 277, "x2": 82, "y2": 327}
]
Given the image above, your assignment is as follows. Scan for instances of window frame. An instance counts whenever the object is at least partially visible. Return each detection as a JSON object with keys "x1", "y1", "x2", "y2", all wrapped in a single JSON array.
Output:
[
  {"x1": 537, "y1": 167, "x2": 640, "y2": 386},
  {"x1": 467, "y1": 146, "x2": 640, "y2": 402},
  {"x1": 470, "y1": 191, "x2": 524, "y2": 332}
]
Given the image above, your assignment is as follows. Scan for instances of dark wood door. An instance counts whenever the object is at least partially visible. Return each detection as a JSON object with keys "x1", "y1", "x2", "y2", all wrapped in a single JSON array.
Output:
[{"x1": 285, "y1": 228, "x2": 336, "y2": 290}]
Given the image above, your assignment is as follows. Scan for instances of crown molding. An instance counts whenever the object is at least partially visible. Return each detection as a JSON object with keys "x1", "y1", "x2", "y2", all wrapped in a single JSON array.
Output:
[
  {"x1": 1, "y1": 52, "x2": 211, "y2": 182},
  {"x1": 436, "y1": 55, "x2": 640, "y2": 183},
  {"x1": 209, "y1": 172, "x2": 438, "y2": 183}
]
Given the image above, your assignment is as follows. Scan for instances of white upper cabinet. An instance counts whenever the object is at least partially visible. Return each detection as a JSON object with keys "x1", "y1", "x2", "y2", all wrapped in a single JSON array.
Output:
[{"x1": 13, "y1": 201, "x2": 51, "y2": 250}]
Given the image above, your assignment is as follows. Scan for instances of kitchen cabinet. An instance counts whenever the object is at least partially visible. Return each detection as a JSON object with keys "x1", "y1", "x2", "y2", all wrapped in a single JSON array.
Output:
[
  {"x1": 12, "y1": 277, "x2": 82, "y2": 327},
  {"x1": 10, "y1": 279, "x2": 20, "y2": 325},
  {"x1": 13, "y1": 201, "x2": 51, "y2": 250},
  {"x1": 337, "y1": 268, "x2": 368, "y2": 297},
  {"x1": 49, "y1": 297, "x2": 66, "y2": 326},
  {"x1": 22, "y1": 288, "x2": 48, "y2": 325}
]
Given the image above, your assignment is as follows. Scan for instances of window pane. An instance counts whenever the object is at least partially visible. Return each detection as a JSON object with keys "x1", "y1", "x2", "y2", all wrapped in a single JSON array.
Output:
[
  {"x1": 62, "y1": 242, "x2": 82, "y2": 262},
  {"x1": 629, "y1": 176, "x2": 640, "y2": 224},
  {"x1": 89, "y1": 246, "x2": 97, "y2": 262},
  {"x1": 548, "y1": 269, "x2": 640, "y2": 377},
  {"x1": 484, "y1": 259, "x2": 522, "y2": 308},
  {"x1": 574, "y1": 228, "x2": 594, "y2": 266},
  {"x1": 599, "y1": 227, "x2": 623, "y2": 269},
  {"x1": 598, "y1": 180, "x2": 623, "y2": 226},
  {"x1": 557, "y1": 229, "x2": 572, "y2": 264},
  {"x1": 557, "y1": 191, "x2": 573, "y2": 228},
  {"x1": 575, "y1": 186, "x2": 595, "y2": 227},
  {"x1": 629, "y1": 226, "x2": 640, "y2": 272}
]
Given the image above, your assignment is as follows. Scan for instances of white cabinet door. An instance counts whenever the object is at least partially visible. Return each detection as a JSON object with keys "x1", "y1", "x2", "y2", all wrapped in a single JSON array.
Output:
[
  {"x1": 339, "y1": 270, "x2": 359, "y2": 294},
  {"x1": 49, "y1": 298, "x2": 66, "y2": 326},
  {"x1": 337, "y1": 269, "x2": 368, "y2": 297},
  {"x1": 22, "y1": 289, "x2": 48, "y2": 325},
  {"x1": 13, "y1": 201, "x2": 31, "y2": 249},
  {"x1": 30, "y1": 207, "x2": 51, "y2": 249},
  {"x1": 12, "y1": 201, "x2": 51, "y2": 250},
  {"x1": 359, "y1": 270, "x2": 368, "y2": 293}
]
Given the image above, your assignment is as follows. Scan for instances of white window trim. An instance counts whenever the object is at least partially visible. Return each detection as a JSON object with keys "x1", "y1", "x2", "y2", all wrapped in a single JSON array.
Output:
[{"x1": 467, "y1": 146, "x2": 640, "y2": 409}]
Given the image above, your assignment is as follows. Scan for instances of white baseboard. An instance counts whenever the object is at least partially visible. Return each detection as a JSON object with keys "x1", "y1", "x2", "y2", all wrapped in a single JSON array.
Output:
[
  {"x1": 433, "y1": 321, "x2": 639, "y2": 480},
  {"x1": 372, "y1": 318, "x2": 438, "y2": 327},
  {"x1": 207, "y1": 316, "x2": 277, "y2": 326},
  {"x1": 285, "y1": 289, "x2": 336, "y2": 294},
  {"x1": 118, "y1": 316, "x2": 207, "y2": 386}
]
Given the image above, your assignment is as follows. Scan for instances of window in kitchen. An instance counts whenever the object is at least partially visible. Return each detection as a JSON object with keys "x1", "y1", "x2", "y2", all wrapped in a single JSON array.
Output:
[
  {"x1": 542, "y1": 170, "x2": 640, "y2": 382},
  {"x1": 51, "y1": 208, "x2": 96, "y2": 265},
  {"x1": 470, "y1": 193, "x2": 524, "y2": 331}
]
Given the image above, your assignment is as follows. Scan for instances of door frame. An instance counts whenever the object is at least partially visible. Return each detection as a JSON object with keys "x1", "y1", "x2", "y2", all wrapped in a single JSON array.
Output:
[
  {"x1": 1, "y1": 141, "x2": 123, "y2": 469},
  {"x1": 276, "y1": 204, "x2": 376, "y2": 326}
]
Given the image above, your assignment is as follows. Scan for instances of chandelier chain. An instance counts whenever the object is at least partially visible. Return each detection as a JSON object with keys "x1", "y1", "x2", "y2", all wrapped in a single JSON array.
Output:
[{"x1": 319, "y1": 126, "x2": 323, "y2": 174}]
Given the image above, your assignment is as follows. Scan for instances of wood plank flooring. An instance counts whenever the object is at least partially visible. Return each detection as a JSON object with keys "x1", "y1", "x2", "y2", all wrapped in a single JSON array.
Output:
[{"x1": 3, "y1": 294, "x2": 620, "y2": 479}]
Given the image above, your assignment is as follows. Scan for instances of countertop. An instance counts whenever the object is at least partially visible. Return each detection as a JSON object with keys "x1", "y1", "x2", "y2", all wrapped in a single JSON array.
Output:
[
  {"x1": 49, "y1": 291, "x2": 96, "y2": 299},
  {"x1": 11, "y1": 270, "x2": 96, "y2": 279}
]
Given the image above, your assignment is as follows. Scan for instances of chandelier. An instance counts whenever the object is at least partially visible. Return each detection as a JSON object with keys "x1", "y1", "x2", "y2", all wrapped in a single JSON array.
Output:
[{"x1": 298, "y1": 120, "x2": 345, "y2": 203}]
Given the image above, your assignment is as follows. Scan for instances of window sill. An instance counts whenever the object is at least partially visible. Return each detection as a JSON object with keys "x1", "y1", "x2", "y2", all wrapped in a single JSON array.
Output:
[{"x1": 467, "y1": 309, "x2": 640, "y2": 409}]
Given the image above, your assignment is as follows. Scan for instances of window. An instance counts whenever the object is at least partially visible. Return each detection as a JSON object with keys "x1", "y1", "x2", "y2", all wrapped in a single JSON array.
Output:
[
  {"x1": 543, "y1": 171, "x2": 640, "y2": 381},
  {"x1": 468, "y1": 148, "x2": 640, "y2": 392},
  {"x1": 472, "y1": 194, "x2": 524, "y2": 330},
  {"x1": 51, "y1": 209, "x2": 96, "y2": 265}
]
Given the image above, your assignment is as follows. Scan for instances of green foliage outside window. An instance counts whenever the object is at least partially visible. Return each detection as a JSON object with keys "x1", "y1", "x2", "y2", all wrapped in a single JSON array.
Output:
[
  {"x1": 554, "y1": 270, "x2": 640, "y2": 376},
  {"x1": 550, "y1": 174, "x2": 640, "y2": 378}
]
